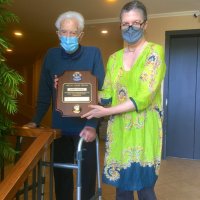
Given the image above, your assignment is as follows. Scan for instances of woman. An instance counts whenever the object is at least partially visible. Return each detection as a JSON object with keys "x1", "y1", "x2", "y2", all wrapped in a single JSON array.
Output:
[{"x1": 82, "y1": 1, "x2": 166, "y2": 199}]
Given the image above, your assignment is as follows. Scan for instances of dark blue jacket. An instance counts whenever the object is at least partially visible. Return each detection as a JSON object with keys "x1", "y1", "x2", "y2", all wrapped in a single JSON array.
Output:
[{"x1": 33, "y1": 45, "x2": 105, "y2": 135}]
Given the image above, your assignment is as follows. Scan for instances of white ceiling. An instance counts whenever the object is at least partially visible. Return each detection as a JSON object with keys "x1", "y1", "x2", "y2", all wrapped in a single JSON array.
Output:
[{"x1": 4, "y1": 0, "x2": 200, "y2": 67}]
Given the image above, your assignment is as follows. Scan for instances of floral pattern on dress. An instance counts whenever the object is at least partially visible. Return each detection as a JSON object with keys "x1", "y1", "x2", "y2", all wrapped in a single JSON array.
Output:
[
  {"x1": 100, "y1": 42, "x2": 166, "y2": 190},
  {"x1": 140, "y1": 51, "x2": 161, "y2": 91},
  {"x1": 118, "y1": 87, "x2": 128, "y2": 103},
  {"x1": 123, "y1": 112, "x2": 146, "y2": 129},
  {"x1": 104, "y1": 161, "x2": 121, "y2": 181}
]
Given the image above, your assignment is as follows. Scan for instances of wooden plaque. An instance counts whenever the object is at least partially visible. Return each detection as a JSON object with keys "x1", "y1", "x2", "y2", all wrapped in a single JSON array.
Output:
[{"x1": 56, "y1": 71, "x2": 98, "y2": 117}]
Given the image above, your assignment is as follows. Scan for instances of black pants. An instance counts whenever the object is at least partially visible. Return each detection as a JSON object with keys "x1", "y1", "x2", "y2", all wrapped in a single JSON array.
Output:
[
  {"x1": 53, "y1": 135, "x2": 97, "y2": 200},
  {"x1": 116, "y1": 186, "x2": 157, "y2": 200}
]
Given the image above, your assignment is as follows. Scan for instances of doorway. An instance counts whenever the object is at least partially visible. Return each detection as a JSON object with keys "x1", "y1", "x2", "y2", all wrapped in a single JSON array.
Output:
[{"x1": 163, "y1": 29, "x2": 200, "y2": 159}]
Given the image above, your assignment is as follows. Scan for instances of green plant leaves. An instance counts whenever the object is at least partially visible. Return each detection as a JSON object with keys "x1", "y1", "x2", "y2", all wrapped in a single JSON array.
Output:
[{"x1": 0, "y1": 0, "x2": 24, "y2": 167}]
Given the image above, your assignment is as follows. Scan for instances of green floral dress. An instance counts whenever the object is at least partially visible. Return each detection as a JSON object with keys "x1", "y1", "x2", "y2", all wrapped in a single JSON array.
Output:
[{"x1": 99, "y1": 42, "x2": 166, "y2": 190}]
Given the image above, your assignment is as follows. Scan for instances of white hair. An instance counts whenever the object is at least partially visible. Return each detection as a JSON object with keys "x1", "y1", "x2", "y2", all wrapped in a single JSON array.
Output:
[{"x1": 55, "y1": 11, "x2": 85, "y2": 32}]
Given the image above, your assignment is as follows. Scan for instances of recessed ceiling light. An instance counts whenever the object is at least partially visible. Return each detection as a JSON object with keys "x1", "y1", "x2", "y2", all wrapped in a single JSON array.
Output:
[
  {"x1": 107, "y1": 0, "x2": 116, "y2": 2},
  {"x1": 6, "y1": 48, "x2": 13, "y2": 52},
  {"x1": 14, "y1": 31, "x2": 23, "y2": 36},
  {"x1": 101, "y1": 30, "x2": 108, "y2": 34}
]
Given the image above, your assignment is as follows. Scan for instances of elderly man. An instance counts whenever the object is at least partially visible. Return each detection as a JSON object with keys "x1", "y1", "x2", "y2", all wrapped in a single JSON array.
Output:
[{"x1": 25, "y1": 11, "x2": 105, "y2": 200}]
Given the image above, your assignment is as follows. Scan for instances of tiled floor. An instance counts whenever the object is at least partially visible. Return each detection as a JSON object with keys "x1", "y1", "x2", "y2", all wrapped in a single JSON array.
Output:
[{"x1": 155, "y1": 157, "x2": 200, "y2": 200}]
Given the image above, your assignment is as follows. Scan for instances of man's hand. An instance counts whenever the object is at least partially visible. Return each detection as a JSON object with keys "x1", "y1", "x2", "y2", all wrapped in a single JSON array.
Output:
[
  {"x1": 79, "y1": 126, "x2": 96, "y2": 142},
  {"x1": 23, "y1": 122, "x2": 37, "y2": 128},
  {"x1": 54, "y1": 75, "x2": 58, "y2": 89}
]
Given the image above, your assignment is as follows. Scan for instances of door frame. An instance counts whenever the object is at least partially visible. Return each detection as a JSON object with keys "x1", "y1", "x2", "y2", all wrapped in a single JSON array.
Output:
[{"x1": 162, "y1": 29, "x2": 200, "y2": 159}]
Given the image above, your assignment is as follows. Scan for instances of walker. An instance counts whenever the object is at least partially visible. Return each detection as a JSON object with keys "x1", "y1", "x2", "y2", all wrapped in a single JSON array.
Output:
[{"x1": 46, "y1": 137, "x2": 102, "y2": 200}]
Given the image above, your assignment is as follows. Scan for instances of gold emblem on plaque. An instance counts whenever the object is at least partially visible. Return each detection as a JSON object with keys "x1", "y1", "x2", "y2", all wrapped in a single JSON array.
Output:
[{"x1": 73, "y1": 104, "x2": 81, "y2": 113}]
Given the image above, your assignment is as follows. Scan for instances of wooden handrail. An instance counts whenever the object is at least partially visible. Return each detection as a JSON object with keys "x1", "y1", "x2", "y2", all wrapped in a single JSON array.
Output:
[
  {"x1": 0, "y1": 127, "x2": 61, "y2": 200},
  {"x1": 13, "y1": 126, "x2": 61, "y2": 139}
]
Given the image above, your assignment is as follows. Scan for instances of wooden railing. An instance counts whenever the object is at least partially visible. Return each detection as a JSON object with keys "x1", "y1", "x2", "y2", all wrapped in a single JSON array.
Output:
[{"x1": 0, "y1": 127, "x2": 61, "y2": 200}]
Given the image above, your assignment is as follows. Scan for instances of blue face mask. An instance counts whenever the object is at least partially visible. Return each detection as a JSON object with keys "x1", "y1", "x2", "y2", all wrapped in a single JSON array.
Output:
[
  {"x1": 122, "y1": 26, "x2": 144, "y2": 44},
  {"x1": 59, "y1": 36, "x2": 79, "y2": 54}
]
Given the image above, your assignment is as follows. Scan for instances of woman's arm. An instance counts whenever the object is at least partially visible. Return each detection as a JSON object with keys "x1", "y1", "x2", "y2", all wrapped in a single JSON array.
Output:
[{"x1": 81, "y1": 99, "x2": 135, "y2": 119}]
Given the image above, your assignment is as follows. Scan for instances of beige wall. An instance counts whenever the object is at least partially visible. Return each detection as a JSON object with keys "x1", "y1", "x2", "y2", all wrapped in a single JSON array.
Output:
[
  {"x1": 82, "y1": 15, "x2": 200, "y2": 66},
  {"x1": 18, "y1": 15, "x2": 200, "y2": 127},
  {"x1": 82, "y1": 22, "x2": 123, "y2": 67},
  {"x1": 146, "y1": 15, "x2": 200, "y2": 46}
]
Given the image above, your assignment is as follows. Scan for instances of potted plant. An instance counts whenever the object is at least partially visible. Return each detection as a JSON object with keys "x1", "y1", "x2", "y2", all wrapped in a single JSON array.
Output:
[{"x1": 0, "y1": 0, "x2": 24, "y2": 172}]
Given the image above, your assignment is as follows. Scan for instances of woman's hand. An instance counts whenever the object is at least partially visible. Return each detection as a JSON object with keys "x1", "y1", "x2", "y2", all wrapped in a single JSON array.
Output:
[{"x1": 81, "y1": 105, "x2": 109, "y2": 119}]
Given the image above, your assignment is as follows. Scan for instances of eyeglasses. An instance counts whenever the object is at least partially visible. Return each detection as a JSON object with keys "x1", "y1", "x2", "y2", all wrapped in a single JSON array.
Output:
[
  {"x1": 56, "y1": 29, "x2": 79, "y2": 37},
  {"x1": 121, "y1": 21, "x2": 146, "y2": 30}
]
